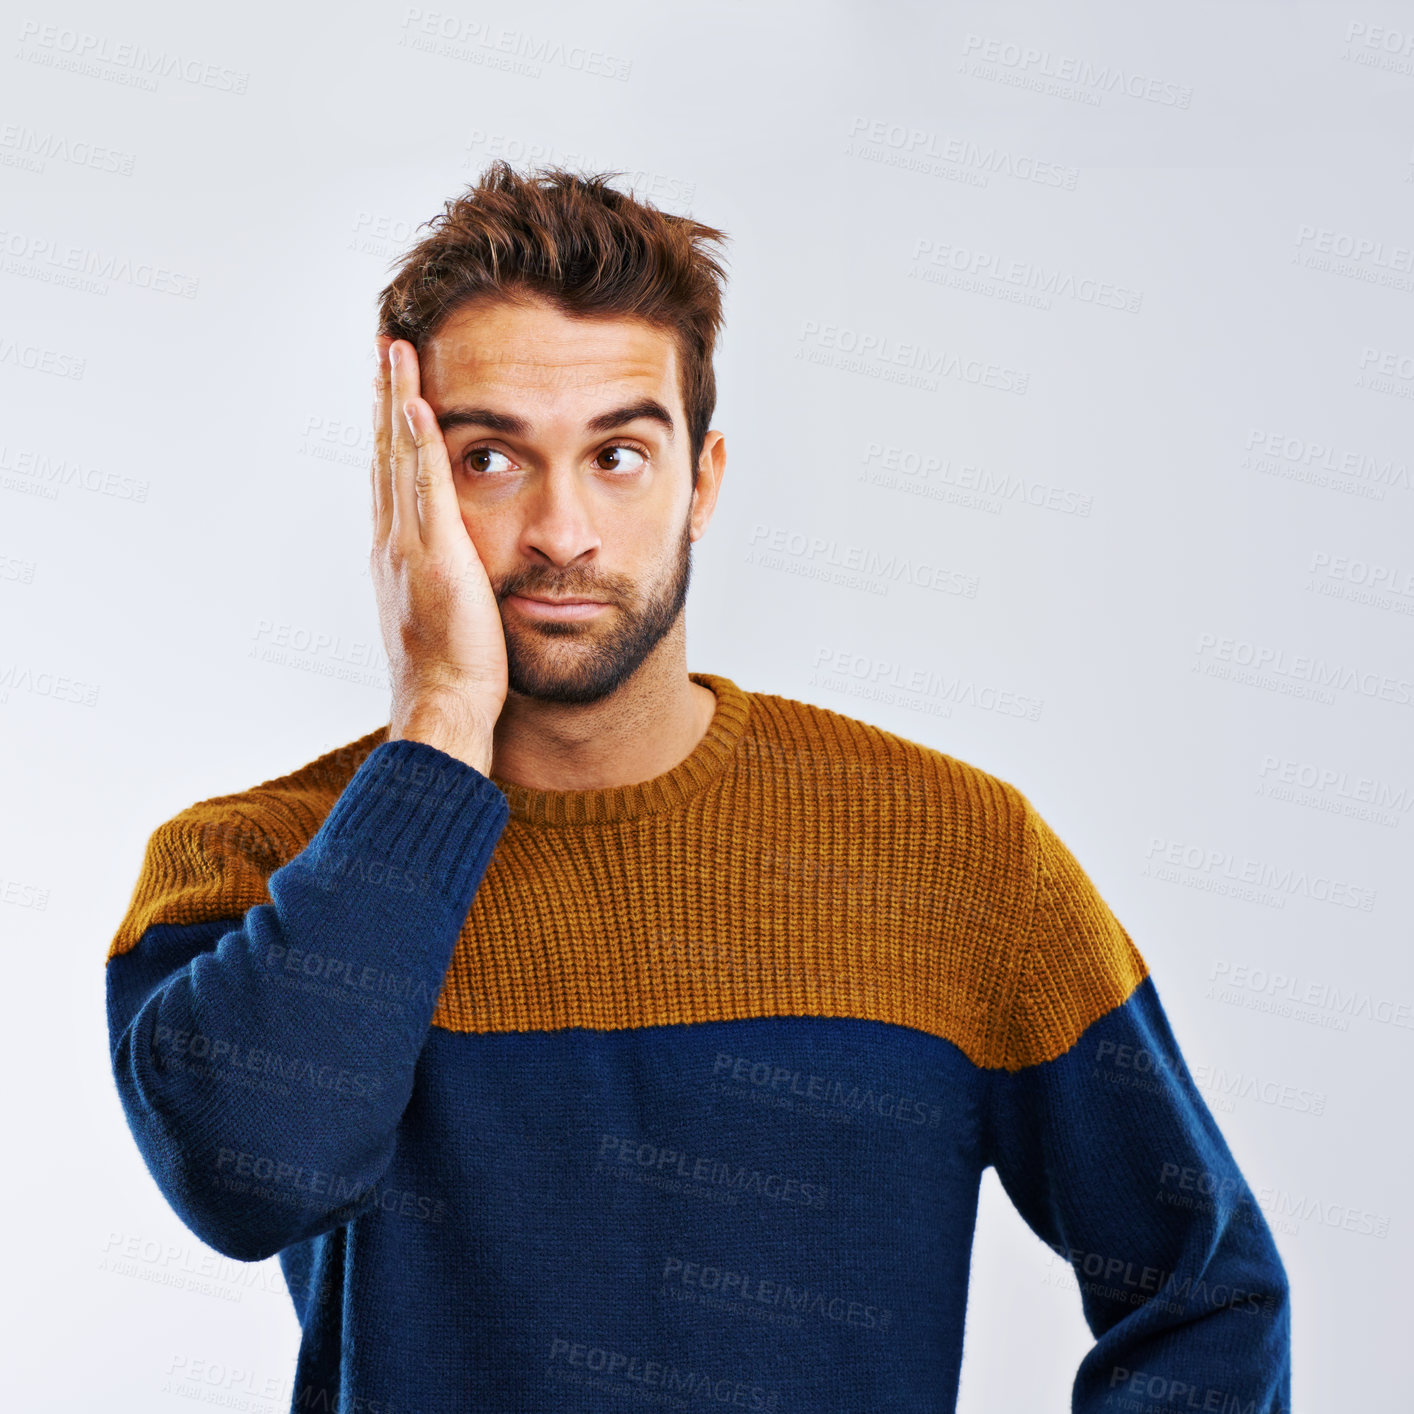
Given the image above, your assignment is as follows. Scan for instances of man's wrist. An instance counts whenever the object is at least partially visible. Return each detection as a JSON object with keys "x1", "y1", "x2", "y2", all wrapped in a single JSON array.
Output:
[{"x1": 389, "y1": 705, "x2": 496, "y2": 777}]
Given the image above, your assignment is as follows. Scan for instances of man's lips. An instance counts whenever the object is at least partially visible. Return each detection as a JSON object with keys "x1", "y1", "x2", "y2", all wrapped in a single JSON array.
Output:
[{"x1": 505, "y1": 593, "x2": 611, "y2": 620}]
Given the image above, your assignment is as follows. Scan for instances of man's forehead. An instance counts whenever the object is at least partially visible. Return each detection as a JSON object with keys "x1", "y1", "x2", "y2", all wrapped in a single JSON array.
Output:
[{"x1": 421, "y1": 300, "x2": 679, "y2": 396}]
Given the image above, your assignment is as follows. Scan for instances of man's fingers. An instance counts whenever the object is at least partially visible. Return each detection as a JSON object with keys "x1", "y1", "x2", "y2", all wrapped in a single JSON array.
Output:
[
  {"x1": 384, "y1": 338, "x2": 462, "y2": 550},
  {"x1": 371, "y1": 336, "x2": 393, "y2": 542},
  {"x1": 388, "y1": 339, "x2": 422, "y2": 546},
  {"x1": 402, "y1": 395, "x2": 461, "y2": 545}
]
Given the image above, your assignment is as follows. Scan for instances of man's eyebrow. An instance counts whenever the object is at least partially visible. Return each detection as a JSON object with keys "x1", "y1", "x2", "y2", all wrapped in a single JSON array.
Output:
[{"x1": 435, "y1": 400, "x2": 676, "y2": 441}]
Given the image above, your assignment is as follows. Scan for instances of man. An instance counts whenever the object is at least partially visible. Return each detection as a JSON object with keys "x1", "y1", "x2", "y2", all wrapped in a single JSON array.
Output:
[{"x1": 106, "y1": 161, "x2": 1291, "y2": 1413}]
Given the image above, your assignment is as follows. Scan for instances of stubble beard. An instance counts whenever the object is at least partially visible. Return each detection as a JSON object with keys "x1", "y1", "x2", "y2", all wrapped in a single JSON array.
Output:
[{"x1": 499, "y1": 513, "x2": 694, "y2": 706}]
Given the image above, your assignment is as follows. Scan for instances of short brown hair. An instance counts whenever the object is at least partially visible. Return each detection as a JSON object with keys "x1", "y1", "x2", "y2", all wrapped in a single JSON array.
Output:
[{"x1": 376, "y1": 161, "x2": 730, "y2": 483}]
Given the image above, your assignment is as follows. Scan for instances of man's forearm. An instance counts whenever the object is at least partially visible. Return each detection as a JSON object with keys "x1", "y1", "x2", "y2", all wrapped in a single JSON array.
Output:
[{"x1": 106, "y1": 736, "x2": 509, "y2": 1262}]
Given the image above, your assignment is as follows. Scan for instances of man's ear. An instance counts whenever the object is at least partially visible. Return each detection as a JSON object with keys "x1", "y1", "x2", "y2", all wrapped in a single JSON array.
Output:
[{"x1": 690, "y1": 430, "x2": 727, "y2": 540}]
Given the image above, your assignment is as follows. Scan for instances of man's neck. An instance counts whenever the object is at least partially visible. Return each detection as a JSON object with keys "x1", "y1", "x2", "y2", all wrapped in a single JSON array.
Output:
[{"x1": 488, "y1": 652, "x2": 717, "y2": 794}]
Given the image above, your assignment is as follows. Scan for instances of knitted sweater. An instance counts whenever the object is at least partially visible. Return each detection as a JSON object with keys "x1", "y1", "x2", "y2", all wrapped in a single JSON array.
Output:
[{"x1": 105, "y1": 672, "x2": 1291, "y2": 1414}]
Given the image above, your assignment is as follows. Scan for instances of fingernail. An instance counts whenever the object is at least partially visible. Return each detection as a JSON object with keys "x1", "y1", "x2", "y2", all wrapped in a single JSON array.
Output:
[{"x1": 389, "y1": 343, "x2": 400, "y2": 366}]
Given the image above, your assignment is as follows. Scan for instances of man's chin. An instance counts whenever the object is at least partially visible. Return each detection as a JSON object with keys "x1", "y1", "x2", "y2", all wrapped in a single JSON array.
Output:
[
  {"x1": 507, "y1": 669, "x2": 631, "y2": 706},
  {"x1": 504, "y1": 636, "x2": 638, "y2": 705}
]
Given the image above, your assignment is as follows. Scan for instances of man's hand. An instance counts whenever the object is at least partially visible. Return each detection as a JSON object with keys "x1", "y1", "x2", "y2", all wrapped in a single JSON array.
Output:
[{"x1": 371, "y1": 335, "x2": 508, "y2": 776}]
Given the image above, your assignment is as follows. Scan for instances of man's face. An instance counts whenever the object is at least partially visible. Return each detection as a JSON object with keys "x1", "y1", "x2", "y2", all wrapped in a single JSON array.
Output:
[{"x1": 419, "y1": 295, "x2": 723, "y2": 706}]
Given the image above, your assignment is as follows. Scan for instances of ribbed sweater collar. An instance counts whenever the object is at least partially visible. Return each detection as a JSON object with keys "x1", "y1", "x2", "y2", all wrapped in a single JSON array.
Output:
[{"x1": 486, "y1": 672, "x2": 750, "y2": 827}]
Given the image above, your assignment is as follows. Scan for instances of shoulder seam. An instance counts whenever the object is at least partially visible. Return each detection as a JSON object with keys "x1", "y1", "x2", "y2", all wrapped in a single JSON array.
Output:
[{"x1": 998, "y1": 795, "x2": 1044, "y2": 1071}]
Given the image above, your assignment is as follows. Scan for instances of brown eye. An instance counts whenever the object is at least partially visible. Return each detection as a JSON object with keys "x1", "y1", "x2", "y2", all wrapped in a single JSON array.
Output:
[
  {"x1": 464, "y1": 447, "x2": 512, "y2": 475},
  {"x1": 596, "y1": 445, "x2": 647, "y2": 473}
]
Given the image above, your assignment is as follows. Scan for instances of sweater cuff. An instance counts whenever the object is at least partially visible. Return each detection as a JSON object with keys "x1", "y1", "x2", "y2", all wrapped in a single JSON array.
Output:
[{"x1": 312, "y1": 738, "x2": 510, "y2": 904}]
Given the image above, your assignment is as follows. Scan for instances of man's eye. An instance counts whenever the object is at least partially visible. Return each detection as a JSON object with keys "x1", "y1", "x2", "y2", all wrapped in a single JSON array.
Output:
[
  {"x1": 461, "y1": 445, "x2": 647, "y2": 476},
  {"x1": 595, "y1": 444, "x2": 647, "y2": 473},
  {"x1": 464, "y1": 447, "x2": 513, "y2": 475}
]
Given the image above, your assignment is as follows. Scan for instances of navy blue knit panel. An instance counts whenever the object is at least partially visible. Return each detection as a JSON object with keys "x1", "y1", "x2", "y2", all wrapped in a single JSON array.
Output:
[
  {"x1": 985, "y1": 976, "x2": 1291, "y2": 1412},
  {"x1": 277, "y1": 1016, "x2": 989, "y2": 1414}
]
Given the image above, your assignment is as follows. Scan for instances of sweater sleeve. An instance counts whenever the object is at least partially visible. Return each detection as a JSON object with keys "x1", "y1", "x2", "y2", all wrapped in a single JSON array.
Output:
[
  {"x1": 105, "y1": 738, "x2": 510, "y2": 1263},
  {"x1": 982, "y1": 800, "x2": 1292, "y2": 1412}
]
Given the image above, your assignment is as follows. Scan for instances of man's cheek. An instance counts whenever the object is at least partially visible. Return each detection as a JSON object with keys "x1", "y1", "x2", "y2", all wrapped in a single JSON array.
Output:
[{"x1": 458, "y1": 510, "x2": 493, "y2": 559}]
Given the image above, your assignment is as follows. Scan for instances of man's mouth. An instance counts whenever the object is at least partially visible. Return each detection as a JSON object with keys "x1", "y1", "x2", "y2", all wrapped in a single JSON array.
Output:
[{"x1": 505, "y1": 593, "x2": 611, "y2": 620}]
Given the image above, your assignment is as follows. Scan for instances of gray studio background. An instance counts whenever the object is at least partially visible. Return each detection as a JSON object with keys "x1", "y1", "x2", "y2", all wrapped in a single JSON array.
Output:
[{"x1": 3, "y1": 1, "x2": 1411, "y2": 1408}]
